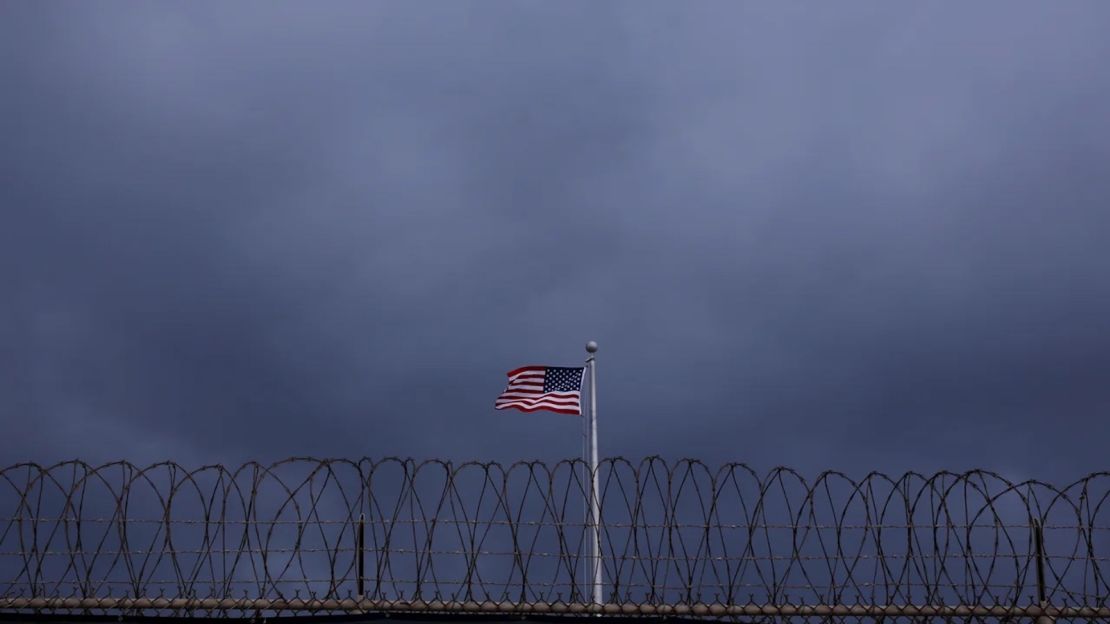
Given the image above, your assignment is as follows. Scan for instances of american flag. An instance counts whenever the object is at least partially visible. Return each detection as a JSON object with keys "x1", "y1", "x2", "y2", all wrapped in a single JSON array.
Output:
[{"x1": 494, "y1": 366, "x2": 584, "y2": 415}]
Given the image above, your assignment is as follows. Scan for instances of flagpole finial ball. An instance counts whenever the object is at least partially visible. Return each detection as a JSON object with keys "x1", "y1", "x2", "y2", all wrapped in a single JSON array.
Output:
[{"x1": 585, "y1": 341, "x2": 598, "y2": 353}]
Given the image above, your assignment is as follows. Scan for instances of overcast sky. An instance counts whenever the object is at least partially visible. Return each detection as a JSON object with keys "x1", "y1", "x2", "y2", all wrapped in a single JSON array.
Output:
[{"x1": 2, "y1": 1, "x2": 1109, "y2": 481}]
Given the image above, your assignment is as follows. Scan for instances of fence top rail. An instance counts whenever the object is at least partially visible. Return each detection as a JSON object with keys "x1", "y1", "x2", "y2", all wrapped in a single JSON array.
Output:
[{"x1": 3, "y1": 596, "x2": 1110, "y2": 620}]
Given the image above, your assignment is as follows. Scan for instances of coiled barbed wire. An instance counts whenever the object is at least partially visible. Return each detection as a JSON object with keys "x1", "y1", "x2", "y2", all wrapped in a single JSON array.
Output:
[{"x1": 1, "y1": 458, "x2": 1108, "y2": 620}]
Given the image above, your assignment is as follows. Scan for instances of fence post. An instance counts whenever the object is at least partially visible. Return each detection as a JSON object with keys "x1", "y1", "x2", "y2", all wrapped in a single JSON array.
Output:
[
  {"x1": 1033, "y1": 518, "x2": 1054, "y2": 624},
  {"x1": 357, "y1": 512, "x2": 366, "y2": 600}
]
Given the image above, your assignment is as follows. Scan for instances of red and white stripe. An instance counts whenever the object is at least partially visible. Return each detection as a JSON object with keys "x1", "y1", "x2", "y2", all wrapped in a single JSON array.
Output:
[{"x1": 494, "y1": 366, "x2": 581, "y2": 416}]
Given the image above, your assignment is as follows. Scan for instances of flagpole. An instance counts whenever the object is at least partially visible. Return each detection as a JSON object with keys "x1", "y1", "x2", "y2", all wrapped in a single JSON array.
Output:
[{"x1": 585, "y1": 340, "x2": 602, "y2": 607}]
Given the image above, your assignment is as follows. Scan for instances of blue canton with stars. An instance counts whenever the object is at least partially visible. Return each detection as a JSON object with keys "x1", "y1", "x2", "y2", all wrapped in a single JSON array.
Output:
[{"x1": 543, "y1": 367, "x2": 584, "y2": 393}]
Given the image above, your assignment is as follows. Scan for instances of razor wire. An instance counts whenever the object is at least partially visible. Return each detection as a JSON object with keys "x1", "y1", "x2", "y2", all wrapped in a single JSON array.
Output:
[{"x1": 1, "y1": 458, "x2": 1109, "y2": 620}]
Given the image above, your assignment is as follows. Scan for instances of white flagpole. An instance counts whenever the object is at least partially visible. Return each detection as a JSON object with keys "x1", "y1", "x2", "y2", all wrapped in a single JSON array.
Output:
[{"x1": 585, "y1": 340, "x2": 602, "y2": 607}]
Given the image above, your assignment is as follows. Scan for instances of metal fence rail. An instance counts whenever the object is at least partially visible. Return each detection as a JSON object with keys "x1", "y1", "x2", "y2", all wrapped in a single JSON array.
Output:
[{"x1": 1, "y1": 458, "x2": 1108, "y2": 621}]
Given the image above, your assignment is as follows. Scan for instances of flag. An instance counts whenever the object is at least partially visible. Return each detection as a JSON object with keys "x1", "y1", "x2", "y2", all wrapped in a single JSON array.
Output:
[{"x1": 494, "y1": 366, "x2": 584, "y2": 415}]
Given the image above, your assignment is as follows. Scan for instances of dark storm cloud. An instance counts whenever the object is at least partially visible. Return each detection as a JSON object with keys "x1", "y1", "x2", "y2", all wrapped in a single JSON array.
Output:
[{"x1": 2, "y1": 1, "x2": 1109, "y2": 480}]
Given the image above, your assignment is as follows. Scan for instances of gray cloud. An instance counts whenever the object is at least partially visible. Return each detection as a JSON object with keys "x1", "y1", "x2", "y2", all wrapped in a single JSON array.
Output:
[{"x1": 2, "y1": 1, "x2": 1109, "y2": 481}]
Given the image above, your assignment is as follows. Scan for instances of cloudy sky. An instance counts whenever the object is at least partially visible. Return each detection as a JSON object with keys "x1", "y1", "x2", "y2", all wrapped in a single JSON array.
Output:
[{"x1": 2, "y1": 1, "x2": 1109, "y2": 481}]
